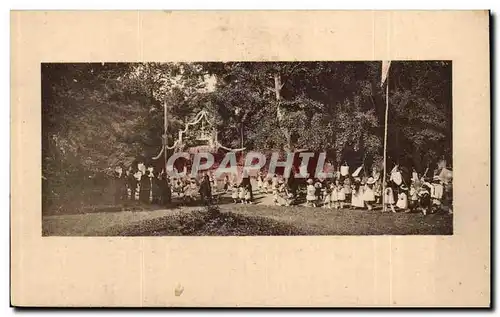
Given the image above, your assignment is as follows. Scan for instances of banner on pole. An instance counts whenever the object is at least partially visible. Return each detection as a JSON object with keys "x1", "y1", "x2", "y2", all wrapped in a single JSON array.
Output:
[{"x1": 381, "y1": 60, "x2": 391, "y2": 87}]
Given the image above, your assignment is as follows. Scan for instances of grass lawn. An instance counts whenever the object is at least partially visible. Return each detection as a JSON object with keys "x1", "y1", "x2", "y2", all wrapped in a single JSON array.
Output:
[{"x1": 43, "y1": 202, "x2": 453, "y2": 236}]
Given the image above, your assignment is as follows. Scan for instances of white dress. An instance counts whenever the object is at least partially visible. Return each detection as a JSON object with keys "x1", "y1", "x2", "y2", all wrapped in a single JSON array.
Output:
[
  {"x1": 396, "y1": 192, "x2": 408, "y2": 209},
  {"x1": 363, "y1": 185, "x2": 376, "y2": 202},
  {"x1": 245, "y1": 189, "x2": 252, "y2": 200},
  {"x1": 231, "y1": 187, "x2": 239, "y2": 199},
  {"x1": 306, "y1": 185, "x2": 317, "y2": 201},
  {"x1": 384, "y1": 187, "x2": 395, "y2": 204},
  {"x1": 337, "y1": 187, "x2": 346, "y2": 201},
  {"x1": 272, "y1": 177, "x2": 278, "y2": 188},
  {"x1": 330, "y1": 186, "x2": 338, "y2": 202},
  {"x1": 323, "y1": 190, "x2": 331, "y2": 204},
  {"x1": 257, "y1": 176, "x2": 264, "y2": 190},
  {"x1": 352, "y1": 188, "x2": 365, "y2": 208}
]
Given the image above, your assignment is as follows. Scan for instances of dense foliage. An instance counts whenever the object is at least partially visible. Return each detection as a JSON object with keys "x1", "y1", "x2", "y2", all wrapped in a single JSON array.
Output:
[{"x1": 42, "y1": 61, "x2": 452, "y2": 209}]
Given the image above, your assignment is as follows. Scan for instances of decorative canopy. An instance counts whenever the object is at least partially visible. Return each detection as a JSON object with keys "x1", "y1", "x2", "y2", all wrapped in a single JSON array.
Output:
[{"x1": 152, "y1": 110, "x2": 246, "y2": 160}]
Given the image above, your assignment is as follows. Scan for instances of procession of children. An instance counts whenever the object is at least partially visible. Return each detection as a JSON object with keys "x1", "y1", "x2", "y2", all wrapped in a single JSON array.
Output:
[
  {"x1": 229, "y1": 163, "x2": 453, "y2": 215},
  {"x1": 112, "y1": 161, "x2": 453, "y2": 216}
]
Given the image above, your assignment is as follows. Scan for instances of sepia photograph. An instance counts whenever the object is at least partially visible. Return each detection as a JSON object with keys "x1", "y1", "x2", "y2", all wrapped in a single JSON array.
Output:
[
  {"x1": 42, "y1": 61, "x2": 453, "y2": 236},
  {"x1": 11, "y1": 10, "x2": 490, "y2": 307}
]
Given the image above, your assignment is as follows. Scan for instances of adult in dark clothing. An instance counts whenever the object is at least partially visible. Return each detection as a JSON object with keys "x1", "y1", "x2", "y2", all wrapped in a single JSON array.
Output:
[
  {"x1": 199, "y1": 174, "x2": 212, "y2": 205},
  {"x1": 241, "y1": 176, "x2": 253, "y2": 200},
  {"x1": 160, "y1": 174, "x2": 171, "y2": 205},
  {"x1": 139, "y1": 172, "x2": 151, "y2": 203},
  {"x1": 287, "y1": 172, "x2": 298, "y2": 197},
  {"x1": 151, "y1": 172, "x2": 162, "y2": 204},
  {"x1": 113, "y1": 170, "x2": 126, "y2": 204}
]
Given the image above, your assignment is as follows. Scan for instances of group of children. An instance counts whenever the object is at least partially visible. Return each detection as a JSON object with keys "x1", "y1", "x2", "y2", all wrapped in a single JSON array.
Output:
[
  {"x1": 301, "y1": 174, "x2": 450, "y2": 215},
  {"x1": 230, "y1": 183, "x2": 254, "y2": 204},
  {"x1": 114, "y1": 164, "x2": 452, "y2": 215},
  {"x1": 244, "y1": 171, "x2": 451, "y2": 215}
]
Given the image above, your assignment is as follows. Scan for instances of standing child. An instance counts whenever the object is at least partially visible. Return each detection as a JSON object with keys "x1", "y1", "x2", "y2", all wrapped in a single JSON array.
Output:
[
  {"x1": 431, "y1": 176, "x2": 444, "y2": 213},
  {"x1": 322, "y1": 183, "x2": 331, "y2": 208},
  {"x1": 272, "y1": 174, "x2": 279, "y2": 191},
  {"x1": 273, "y1": 183, "x2": 280, "y2": 205},
  {"x1": 285, "y1": 185, "x2": 295, "y2": 206},
  {"x1": 266, "y1": 177, "x2": 273, "y2": 194},
  {"x1": 231, "y1": 184, "x2": 239, "y2": 203},
  {"x1": 315, "y1": 180, "x2": 323, "y2": 203},
  {"x1": 338, "y1": 180, "x2": 347, "y2": 209},
  {"x1": 351, "y1": 182, "x2": 365, "y2": 209},
  {"x1": 257, "y1": 173, "x2": 264, "y2": 193},
  {"x1": 350, "y1": 184, "x2": 357, "y2": 209},
  {"x1": 245, "y1": 184, "x2": 252, "y2": 204},
  {"x1": 409, "y1": 183, "x2": 418, "y2": 212},
  {"x1": 238, "y1": 184, "x2": 246, "y2": 204},
  {"x1": 384, "y1": 182, "x2": 396, "y2": 213},
  {"x1": 418, "y1": 181, "x2": 432, "y2": 215},
  {"x1": 306, "y1": 179, "x2": 317, "y2": 207},
  {"x1": 344, "y1": 178, "x2": 352, "y2": 207},
  {"x1": 374, "y1": 181, "x2": 382, "y2": 204},
  {"x1": 223, "y1": 175, "x2": 230, "y2": 193},
  {"x1": 396, "y1": 185, "x2": 409, "y2": 212},
  {"x1": 363, "y1": 177, "x2": 376, "y2": 211},
  {"x1": 330, "y1": 181, "x2": 339, "y2": 209},
  {"x1": 174, "y1": 178, "x2": 183, "y2": 197}
]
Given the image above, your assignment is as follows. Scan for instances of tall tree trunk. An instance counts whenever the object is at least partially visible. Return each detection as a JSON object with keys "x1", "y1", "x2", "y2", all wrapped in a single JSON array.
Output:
[
  {"x1": 274, "y1": 73, "x2": 291, "y2": 150},
  {"x1": 240, "y1": 122, "x2": 244, "y2": 149}
]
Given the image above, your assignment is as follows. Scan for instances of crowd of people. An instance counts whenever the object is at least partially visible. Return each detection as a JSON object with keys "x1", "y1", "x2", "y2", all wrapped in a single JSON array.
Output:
[
  {"x1": 258, "y1": 164, "x2": 453, "y2": 215},
  {"x1": 112, "y1": 163, "x2": 453, "y2": 216},
  {"x1": 112, "y1": 165, "x2": 214, "y2": 206}
]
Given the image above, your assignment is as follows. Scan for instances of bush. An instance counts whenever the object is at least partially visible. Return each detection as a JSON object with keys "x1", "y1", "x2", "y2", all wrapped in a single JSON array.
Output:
[{"x1": 104, "y1": 206, "x2": 315, "y2": 236}]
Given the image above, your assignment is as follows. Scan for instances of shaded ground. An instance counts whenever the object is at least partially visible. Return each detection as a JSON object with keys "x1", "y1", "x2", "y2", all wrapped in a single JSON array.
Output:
[
  {"x1": 43, "y1": 202, "x2": 453, "y2": 236},
  {"x1": 101, "y1": 208, "x2": 313, "y2": 236}
]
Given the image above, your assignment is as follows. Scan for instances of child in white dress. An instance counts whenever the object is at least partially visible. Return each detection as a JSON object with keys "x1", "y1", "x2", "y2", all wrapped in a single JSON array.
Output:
[
  {"x1": 409, "y1": 183, "x2": 418, "y2": 212},
  {"x1": 338, "y1": 180, "x2": 347, "y2": 209},
  {"x1": 384, "y1": 182, "x2": 396, "y2": 213},
  {"x1": 257, "y1": 173, "x2": 264, "y2": 193},
  {"x1": 396, "y1": 185, "x2": 409, "y2": 211},
  {"x1": 330, "y1": 181, "x2": 339, "y2": 209},
  {"x1": 273, "y1": 184, "x2": 280, "y2": 205},
  {"x1": 322, "y1": 183, "x2": 331, "y2": 208},
  {"x1": 306, "y1": 179, "x2": 317, "y2": 207},
  {"x1": 272, "y1": 174, "x2": 279, "y2": 190},
  {"x1": 238, "y1": 185, "x2": 246, "y2": 204},
  {"x1": 431, "y1": 176, "x2": 444, "y2": 211},
  {"x1": 351, "y1": 183, "x2": 365, "y2": 209},
  {"x1": 363, "y1": 177, "x2": 376, "y2": 211},
  {"x1": 231, "y1": 184, "x2": 239, "y2": 203}
]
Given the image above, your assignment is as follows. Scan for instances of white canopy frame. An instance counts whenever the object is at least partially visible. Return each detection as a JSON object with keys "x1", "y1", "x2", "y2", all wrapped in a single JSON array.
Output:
[{"x1": 152, "y1": 109, "x2": 246, "y2": 161}]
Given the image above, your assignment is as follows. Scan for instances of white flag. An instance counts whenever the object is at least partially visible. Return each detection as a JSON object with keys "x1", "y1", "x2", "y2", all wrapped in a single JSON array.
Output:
[
  {"x1": 351, "y1": 165, "x2": 363, "y2": 177},
  {"x1": 381, "y1": 60, "x2": 391, "y2": 87}
]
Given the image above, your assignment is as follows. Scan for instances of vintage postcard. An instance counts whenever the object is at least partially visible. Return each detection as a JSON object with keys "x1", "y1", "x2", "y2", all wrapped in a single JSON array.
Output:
[{"x1": 11, "y1": 10, "x2": 490, "y2": 307}]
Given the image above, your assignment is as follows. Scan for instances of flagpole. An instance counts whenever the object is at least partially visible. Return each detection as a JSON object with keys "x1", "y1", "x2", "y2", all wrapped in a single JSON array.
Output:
[
  {"x1": 164, "y1": 99, "x2": 168, "y2": 175},
  {"x1": 382, "y1": 70, "x2": 389, "y2": 212}
]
